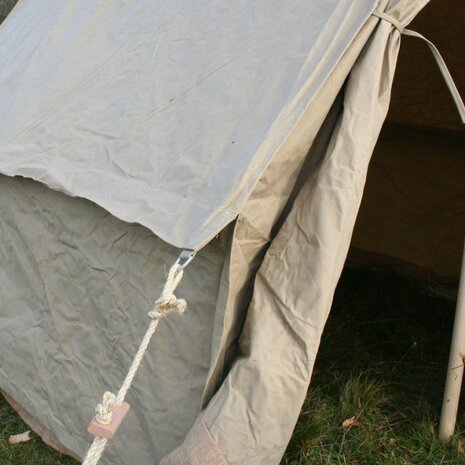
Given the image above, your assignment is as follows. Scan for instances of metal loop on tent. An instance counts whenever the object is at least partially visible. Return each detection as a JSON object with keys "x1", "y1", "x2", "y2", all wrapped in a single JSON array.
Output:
[{"x1": 175, "y1": 249, "x2": 195, "y2": 269}]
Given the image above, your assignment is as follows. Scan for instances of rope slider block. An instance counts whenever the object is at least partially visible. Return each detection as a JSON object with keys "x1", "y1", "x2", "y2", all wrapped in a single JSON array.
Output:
[
  {"x1": 87, "y1": 402, "x2": 130, "y2": 439},
  {"x1": 82, "y1": 257, "x2": 192, "y2": 464}
]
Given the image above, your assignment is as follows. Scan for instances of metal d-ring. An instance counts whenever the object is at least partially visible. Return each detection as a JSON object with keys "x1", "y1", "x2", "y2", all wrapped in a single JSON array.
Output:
[{"x1": 175, "y1": 249, "x2": 195, "y2": 269}]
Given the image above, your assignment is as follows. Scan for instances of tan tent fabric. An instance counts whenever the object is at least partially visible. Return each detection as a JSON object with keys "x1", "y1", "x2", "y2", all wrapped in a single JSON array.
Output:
[
  {"x1": 163, "y1": 1, "x2": 432, "y2": 464},
  {"x1": 160, "y1": 416, "x2": 228, "y2": 465},
  {"x1": 201, "y1": 12, "x2": 384, "y2": 404},
  {"x1": 0, "y1": 0, "x2": 377, "y2": 250},
  {"x1": 0, "y1": 1, "x2": 437, "y2": 465}
]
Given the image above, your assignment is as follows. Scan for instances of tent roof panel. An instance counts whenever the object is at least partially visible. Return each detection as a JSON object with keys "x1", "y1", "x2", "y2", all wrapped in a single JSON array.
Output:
[{"x1": 0, "y1": 0, "x2": 377, "y2": 249}]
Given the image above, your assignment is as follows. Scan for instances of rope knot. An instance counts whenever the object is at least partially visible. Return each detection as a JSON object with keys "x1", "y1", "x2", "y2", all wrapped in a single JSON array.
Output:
[
  {"x1": 149, "y1": 294, "x2": 187, "y2": 319},
  {"x1": 83, "y1": 258, "x2": 191, "y2": 465},
  {"x1": 148, "y1": 264, "x2": 186, "y2": 320},
  {"x1": 95, "y1": 392, "x2": 116, "y2": 425}
]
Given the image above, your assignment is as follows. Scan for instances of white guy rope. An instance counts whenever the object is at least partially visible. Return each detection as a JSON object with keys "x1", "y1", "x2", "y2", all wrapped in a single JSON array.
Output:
[{"x1": 82, "y1": 261, "x2": 187, "y2": 465}]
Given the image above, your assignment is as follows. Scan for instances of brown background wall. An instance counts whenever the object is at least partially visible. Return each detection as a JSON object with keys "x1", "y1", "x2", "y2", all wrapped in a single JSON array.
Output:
[
  {"x1": 387, "y1": 0, "x2": 465, "y2": 132},
  {"x1": 351, "y1": 125, "x2": 465, "y2": 284}
]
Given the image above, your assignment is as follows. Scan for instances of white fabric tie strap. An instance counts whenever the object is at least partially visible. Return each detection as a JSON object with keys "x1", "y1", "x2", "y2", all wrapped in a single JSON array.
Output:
[
  {"x1": 372, "y1": 9, "x2": 404, "y2": 34},
  {"x1": 402, "y1": 29, "x2": 465, "y2": 124},
  {"x1": 82, "y1": 256, "x2": 191, "y2": 465},
  {"x1": 372, "y1": 9, "x2": 465, "y2": 124}
]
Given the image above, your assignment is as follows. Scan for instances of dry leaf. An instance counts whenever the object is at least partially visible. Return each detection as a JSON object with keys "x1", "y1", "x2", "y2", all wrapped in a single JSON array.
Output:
[
  {"x1": 8, "y1": 431, "x2": 31, "y2": 444},
  {"x1": 342, "y1": 416, "x2": 361, "y2": 431}
]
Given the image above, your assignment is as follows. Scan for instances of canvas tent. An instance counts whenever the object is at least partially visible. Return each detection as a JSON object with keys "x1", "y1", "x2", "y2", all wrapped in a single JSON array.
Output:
[
  {"x1": 350, "y1": 0, "x2": 465, "y2": 286},
  {"x1": 0, "y1": 1, "x2": 462, "y2": 464}
]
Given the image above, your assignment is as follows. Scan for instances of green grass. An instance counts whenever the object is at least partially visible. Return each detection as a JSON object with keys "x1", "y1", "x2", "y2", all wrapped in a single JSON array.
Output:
[
  {"x1": 1, "y1": 268, "x2": 464, "y2": 464},
  {"x1": 282, "y1": 268, "x2": 465, "y2": 465},
  {"x1": 0, "y1": 396, "x2": 76, "y2": 465}
]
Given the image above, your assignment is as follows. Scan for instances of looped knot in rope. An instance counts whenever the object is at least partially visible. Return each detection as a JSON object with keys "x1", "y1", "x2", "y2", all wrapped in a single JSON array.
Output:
[
  {"x1": 83, "y1": 259, "x2": 189, "y2": 465},
  {"x1": 95, "y1": 392, "x2": 116, "y2": 425},
  {"x1": 148, "y1": 264, "x2": 186, "y2": 319}
]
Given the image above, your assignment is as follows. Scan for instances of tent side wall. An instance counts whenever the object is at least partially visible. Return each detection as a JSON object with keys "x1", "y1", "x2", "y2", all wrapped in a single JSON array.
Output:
[{"x1": 0, "y1": 173, "x2": 231, "y2": 465}]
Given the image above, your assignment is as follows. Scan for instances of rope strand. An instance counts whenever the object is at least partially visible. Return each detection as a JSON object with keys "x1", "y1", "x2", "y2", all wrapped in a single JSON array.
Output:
[{"x1": 82, "y1": 262, "x2": 186, "y2": 465}]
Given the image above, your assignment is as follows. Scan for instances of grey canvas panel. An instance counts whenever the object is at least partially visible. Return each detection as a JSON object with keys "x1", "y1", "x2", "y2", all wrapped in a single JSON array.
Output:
[
  {"x1": 0, "y1": 0, "x2": 377, "y2": 250},
  {"x1": 0, "y1": 174, "x2": 230, "y2": 464}
]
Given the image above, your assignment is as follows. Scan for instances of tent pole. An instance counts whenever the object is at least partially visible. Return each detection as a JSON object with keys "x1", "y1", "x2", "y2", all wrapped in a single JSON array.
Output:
[{"x1": 439, "y1": 240, "x2": 465, "y2": 441}]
